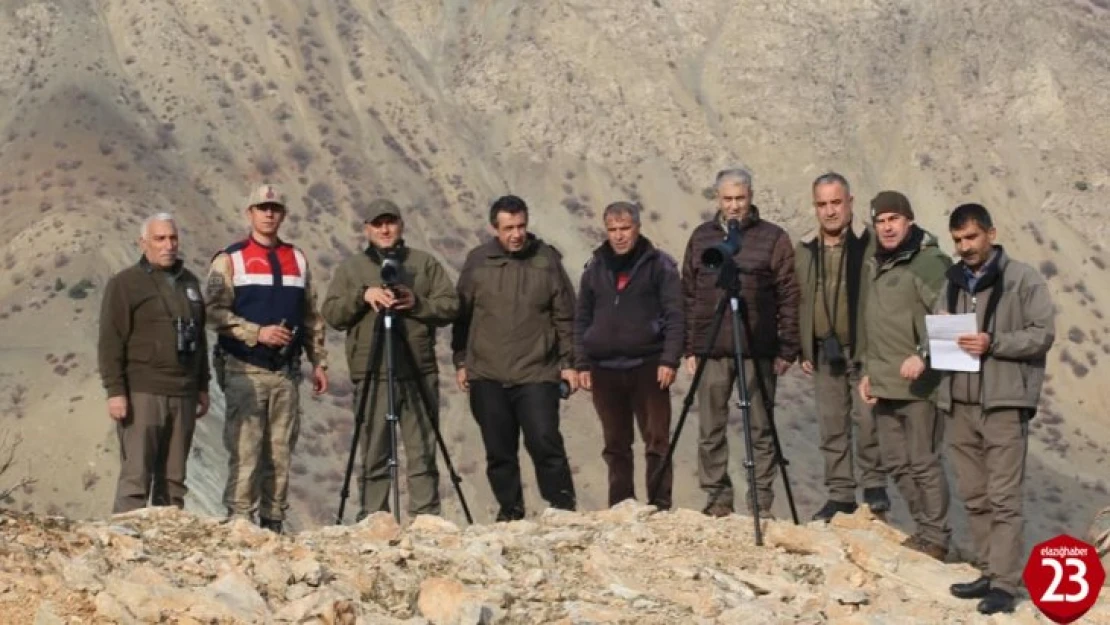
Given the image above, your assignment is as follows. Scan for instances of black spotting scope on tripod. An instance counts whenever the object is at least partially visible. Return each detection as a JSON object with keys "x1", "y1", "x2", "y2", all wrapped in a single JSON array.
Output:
[{"x1": 648, "y1": 218, "x2": 799, "y2": 546}]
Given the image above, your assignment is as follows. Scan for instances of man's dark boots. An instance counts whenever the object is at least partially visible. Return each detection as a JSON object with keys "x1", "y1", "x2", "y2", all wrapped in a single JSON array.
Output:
[
  {"x1": 863, "y1": 487, "x2": 891, "y2": 514},
  {"x1": 950, "y1": 575, "x2": 991, "y2": 599},
  {"x1": 811, "y1": 500, "x2": 858, "y2": 522},
  {"x1": 977, "y1": 589, "x2": 1016, "y2": 615},
  {"x1": 259, "y1": 517, "x2": 284, "y2": 534}
]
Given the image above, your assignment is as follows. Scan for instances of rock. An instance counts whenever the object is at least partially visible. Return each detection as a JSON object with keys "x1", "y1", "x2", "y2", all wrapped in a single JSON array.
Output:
[
  {"x1": 417, "y1": 577, "x2": 494, "y2": 625},
  {"x1": 410, "y1": 515, "x2": 461, "y2": 534},
  {"x1": 291, "y1": 556, "x2": 326, "y2": 586},
  {"x1": 195, "y1": 570, "x2": 270, "y2": 622},
  {"x1": 275, "y1": 588, "x2": 360, "y2": 623},
  {"x1": 94, "y1": 591, "x2": 137, "y2": 624},
  {"x1": 33, "y1": 601, "x2": 65, "y2": 625},
  {"x1": 355, "y1": 512, "x2": 402, "y2": 543}
]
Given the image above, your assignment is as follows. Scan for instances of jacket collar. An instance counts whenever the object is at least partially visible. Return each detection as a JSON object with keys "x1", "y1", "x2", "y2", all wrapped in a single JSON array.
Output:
[
  {"x1": 946, "y1": 245, "x2": 1008, "y2": 293},
  {"x1": 716, "y1": 205, "x2": 761, "y2": 231},
  {"x1": 138, "y1": 255, "x2": 184, "y2": 276},
  {"x1": 874, "y1": 224, "x2": 933, "y2": 266},
  {"x1": 486, "y1": 233, "x2": 541, "y2": 260},
  {"x1": 364, "y1": 239, "x2": 408, "y2": 264},
  {"x1": 799, "y1": 218, "x2": 869, "y2": 248}
]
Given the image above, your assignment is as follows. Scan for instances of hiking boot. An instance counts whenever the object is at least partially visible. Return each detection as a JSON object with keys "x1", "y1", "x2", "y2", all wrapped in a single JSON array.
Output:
[
  {"x1": 901, "y1": 535, "x2": 947, "y2": 561},
  {"x1": 811, "y1": 500, "x2": 858, "y2": 523},
  {"x1": 259, "y1": 517, "x2": 283, "y2": 534},
  {"x1": 495, "y1": 508, "x2": 525, "y2": 523},
  {"x1": 702, "y1": 503, "x2": 734, "y2": 518},
  {"x1": 862, "y1": 487, "x2": 891, "y2": 514},
  {"x1": 950, "y1": 575, "x2": 991, "y2": 599},
  {"x1": 977, "y1": 589, "x2": 1016, "y2": 615}
]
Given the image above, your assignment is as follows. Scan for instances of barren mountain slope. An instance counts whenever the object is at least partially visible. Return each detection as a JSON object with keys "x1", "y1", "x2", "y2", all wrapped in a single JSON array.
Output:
[{"x1": 1, "y1": 0, "x2": 1108, "y2": 551}]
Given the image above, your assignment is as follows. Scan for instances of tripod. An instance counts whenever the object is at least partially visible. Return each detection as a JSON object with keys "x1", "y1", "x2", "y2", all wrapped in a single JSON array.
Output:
[
  {"x1": 336, "y1": 306, "x2": 473, "y2": 526},
  {"x1": 648, "y1": 274, "x2": 798, "y2": 546}
]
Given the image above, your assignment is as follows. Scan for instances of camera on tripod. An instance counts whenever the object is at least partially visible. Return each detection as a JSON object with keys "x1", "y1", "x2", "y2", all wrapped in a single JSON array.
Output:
[
  {"x1": 701, "y1": 219, "x2": 743, "y2": 270},
  {"x1": 174, "y1": 317, "x2": 199, "y2": 361},
  {"x1": 380, "y1": 252, "x2": 402, "y2": 290}
]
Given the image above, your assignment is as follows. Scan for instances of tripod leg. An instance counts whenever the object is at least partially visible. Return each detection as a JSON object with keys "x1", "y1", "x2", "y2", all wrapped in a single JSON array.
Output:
[
  {"x1": 337, "y1": 314, "x2": 385, "y2": 525},
  {"x1": 737, "y1": 299, "x2": 800, "y2": 526},
  {"x1": 727, "y1": 296, "x2": 764, "y2": 546},
  {"x1": 382, "y1": 311, "x2": 402, "y2": 525},
  {"x1": 648, "y1": 295, "x2": 730, "y2": 509},
  {"x1": 391, "y1": 324, "x2": 474, "y2": 525}
]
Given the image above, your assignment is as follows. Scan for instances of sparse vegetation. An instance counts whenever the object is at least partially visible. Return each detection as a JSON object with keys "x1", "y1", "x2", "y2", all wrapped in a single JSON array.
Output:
[
  {"x1": 0, "y1": 431, "x2": 36, "y2": 502},
  {"x1": 67, "y1": 278, "x2": 94, "y2": 300},
  {"x1": 1039, "y1": 260, "x2": 1058, "y2": 279}
]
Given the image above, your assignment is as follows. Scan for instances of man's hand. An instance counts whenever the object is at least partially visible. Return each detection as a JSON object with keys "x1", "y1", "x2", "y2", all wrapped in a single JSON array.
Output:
[
  {"x1": 456, "y1": 367, "x2": 469, "y2": 392},
  {"x1": 107, "y1": 395, "x2": 128, "y2": 421},
  {"x1": 197, "y1": 391, "x2": 210, "y2": 418},
  {"x1": 773, "y1": 357, "x2": 793, "y2": 376},
  {"x1": 657, "y1": 366, "x2": 676, "y2": 390},
  {"x1": 957, "y1": 332, "x2": 991, "y2": 356},
  {"x1": 258, "y1": 324, "x2": 293, "y2": 348},
  {"x1": 800, "y1": 360, "x2": 815, "y2": 375},
  {"x1": 312, "y1": 366, "x2": 328, "y2": 395},
  {"x1": 685, "y1": 356, "x2": 697, "y2": 375},
  {"x1": 900, "y1": 354, "x2": 926, "y2": 381},
  {"x1": 560, "y1": 369, "x2": 579, "y2": 395},
  {"x1": 391, "y1": 285, "x2": 416, "y2": 311},
  {"x1": 858, "y1": 376, "x2": 877, "y2": 406},
  {"x1": 578, "y1": 371, "x2": 592, "y2": 391},
  {"x1": 363, "y1": 286, "x2": 396, "y2": 312}
]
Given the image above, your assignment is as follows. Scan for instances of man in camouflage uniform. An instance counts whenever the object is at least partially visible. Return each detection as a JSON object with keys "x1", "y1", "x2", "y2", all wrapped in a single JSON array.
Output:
[{"x1": 205, "y1": 183, "x2": 329, "y2": 534}]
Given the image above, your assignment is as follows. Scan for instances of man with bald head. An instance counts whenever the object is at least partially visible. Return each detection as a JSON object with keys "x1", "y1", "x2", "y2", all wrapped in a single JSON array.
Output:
[{"x1": 98, "y1": 213, "x2": 211, "y2": 514}]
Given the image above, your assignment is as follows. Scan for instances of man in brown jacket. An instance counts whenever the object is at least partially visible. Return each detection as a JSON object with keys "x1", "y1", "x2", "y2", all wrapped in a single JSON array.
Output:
[
  {"x1": 98, "y1": 213, "x2": 210, "y2": 514},
  {"x1": 795, "y1": 173, "x2": 889, "y2": 521},
  {"x1": 682, "y1": 168, "x2": 801, "y2": 518},
  {"x1": 936, "y1": 204, "x2": 1055, "y2": 616},
  {"x1": 575, "y1": 201, "x2": 684, "y2": 510},
  {"x1": 452, "y1": 194, "x2": 578, "y2": 521}
]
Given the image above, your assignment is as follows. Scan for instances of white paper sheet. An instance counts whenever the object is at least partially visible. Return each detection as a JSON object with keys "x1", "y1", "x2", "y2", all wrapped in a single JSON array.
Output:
[{"x1": 925, "y1": 314, "x2": 980, "y2": 372}]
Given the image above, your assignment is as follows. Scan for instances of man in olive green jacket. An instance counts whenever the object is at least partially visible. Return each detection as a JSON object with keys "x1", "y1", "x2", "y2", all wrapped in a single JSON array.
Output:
[
  {"x1": 795, "y1": 173, "x2": 888, "y2": 522},
  {"x1": 321, "y1": 199, "x2": 459, "y2": 521},
  {"x1": 858, "y1": 190, "x2": 953, "y2": 561},
  {"x1": 935, "y1": 203, "x2": 1055, "y2": 616},
  {"x1": 452, "y1": 194, "x2": 579, "y2": 522}
]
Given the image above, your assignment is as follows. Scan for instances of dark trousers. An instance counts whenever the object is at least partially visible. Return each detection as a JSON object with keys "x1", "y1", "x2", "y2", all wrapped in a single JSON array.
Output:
[
  {"x1": 113, "y1": 391, "x2": 197, "y2": 514},
  {"x1": 469, "y1": 380, "x2": 576, "y2": 520},
  {"x1": 590, "y1": 363, "x2": 673, "y2": 509}
]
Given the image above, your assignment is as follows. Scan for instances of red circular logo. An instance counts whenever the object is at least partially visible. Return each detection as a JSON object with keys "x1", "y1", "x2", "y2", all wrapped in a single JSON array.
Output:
[{"x1": 1023, "y1": 534, "x2": 1105, "y2": 624}]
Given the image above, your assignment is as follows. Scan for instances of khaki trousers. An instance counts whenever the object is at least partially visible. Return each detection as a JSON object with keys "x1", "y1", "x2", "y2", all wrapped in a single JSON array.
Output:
[
  {"x1": 947, "y1": 403, "x2": 1028, "y2": 594},
  {"x1": 222, "y1": 368, "x2": 300, "y2": 522},
  {"x1": 113, "y1": 392, "x2": 197, "y2": 514},
  {"x1": 813, "y1": 353, "x2": 885, "y2": 502},
  {"x1": 874, "y1": 398, "x2": 951, "y2": 548},
  {"x1": 697, "y1": 357, "x2": 777, "y2": 513},
  {"x1": 355, "y1": 373, "x2": 441, "y2": 520}
]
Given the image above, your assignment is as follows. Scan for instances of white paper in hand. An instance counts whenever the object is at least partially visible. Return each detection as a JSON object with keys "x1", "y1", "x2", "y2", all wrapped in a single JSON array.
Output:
[{"x1": 925, "y1": 313, "x2": 980, "y2": 372}]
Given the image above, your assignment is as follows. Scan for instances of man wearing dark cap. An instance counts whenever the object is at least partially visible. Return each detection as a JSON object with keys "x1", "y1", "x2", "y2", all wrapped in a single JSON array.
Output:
[
  {"x1": 322, "y1": 199, "x2": 459, "y2": 521},
  {"x1": 574, "y1": 201, "x2": 684, "y2": 510},
  {"x1": 858, "y1": 190, "x2": 953, "y2": 560},
  {"x1": 206, "y1": 183, "x2": 330, "y2": 534}
]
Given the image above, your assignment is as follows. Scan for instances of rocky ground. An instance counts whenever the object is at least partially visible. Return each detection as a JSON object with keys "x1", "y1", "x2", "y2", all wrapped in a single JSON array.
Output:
[{"x1": 4, "y1": 503, "x2": 1109, "y2": 624}]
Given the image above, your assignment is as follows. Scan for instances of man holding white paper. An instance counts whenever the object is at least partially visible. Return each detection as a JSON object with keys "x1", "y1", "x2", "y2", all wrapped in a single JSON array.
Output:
[{"x1": 935, "y1": 203, "x2": 1056, "y2": 616}]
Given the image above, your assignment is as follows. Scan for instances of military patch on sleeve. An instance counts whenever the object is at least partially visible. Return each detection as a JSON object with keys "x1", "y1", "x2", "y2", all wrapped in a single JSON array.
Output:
[{"x1": 206, "y1": 273, "x2": 225, "y2": 294}]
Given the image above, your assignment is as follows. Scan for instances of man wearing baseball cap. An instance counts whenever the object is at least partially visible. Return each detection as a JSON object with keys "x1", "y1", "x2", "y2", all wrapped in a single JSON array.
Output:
[
  {"x1": 858, "y1": 190, "x2": 953, "y2": 560},
  {"x1": 321, "y1": 198, "x2": 458, "y2": 521},
  {"x1": 205, "y1": 183, "x2": 330, "y2": 534}
]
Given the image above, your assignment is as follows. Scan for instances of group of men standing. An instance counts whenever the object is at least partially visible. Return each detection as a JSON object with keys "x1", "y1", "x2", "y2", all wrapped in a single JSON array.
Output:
[{"x1": 97, "y1": 167, "x2": 1055, "y2": 616}]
